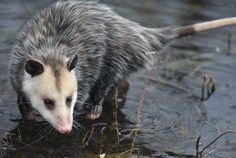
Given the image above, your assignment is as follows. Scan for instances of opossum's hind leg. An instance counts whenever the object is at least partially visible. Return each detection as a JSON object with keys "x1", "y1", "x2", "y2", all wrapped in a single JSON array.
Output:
[
  {"x1": 87, "y1": 84, "x2": 113, "y2": 120},
  {"x1": 17, "y1": 95, "x2": 36, "y2": 121}
]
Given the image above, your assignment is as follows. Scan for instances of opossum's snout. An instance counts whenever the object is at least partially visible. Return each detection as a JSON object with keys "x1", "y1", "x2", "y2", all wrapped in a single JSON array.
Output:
[
  {"x1": 42, "y1": 97, "x2": 75, "y2": 134},
  {"x1": 22, "y1": 55, "x2": 78, "y2": 134},
  {"x1": 57, "y1": 116, "x2": 72, "y2": 134}
]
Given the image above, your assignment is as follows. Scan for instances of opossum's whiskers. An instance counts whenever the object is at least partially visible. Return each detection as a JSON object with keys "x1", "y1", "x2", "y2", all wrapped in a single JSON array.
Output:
[
  {"x1": 72, "y1": 126, "x2": 86, "y2": 142},
  {"x1": 39, "y1": 128, "x2": 50, "y2": 138},
  {"x1": 72, "y1": 123, "x2": 78, "y2": 129},
  {"x1": 73, "y1": 120, "x2": 85, "y2": 132},
  {"x1": 72, "y1": 126, "x2": 84, "y2": 135},
  {"x1": 73, "y1": 120, "x2": 86, "y2": 140},
  {"x1": 20, "y1": 101, "x2": 31, "y2": 104},
  {"x1": 17, "y1": 95, "x2": 29, "y2": 104},
  {"x1": 50, "y1": 127, "x2": 57, "y2": 136},
  {"x1": 39, "y1": 124, "x2": 52, "y2": 137},
  {"x1": 18, "y1": 97, "x2": 31, "y2": 105},
  {"x1": 41, "y1": 121, "x2": 50, "y2": 126},
  {"x1": 71, "y1": 129, "x2": 83, "y2": 142},
  {"x1": 39, "y1": 125, "x2": 50, "y2": 135},
  {"x1": 45, "y1": 127, "x2": 54, "y2": 141},
  {"x1": 18, "y1": 95, "x2": 26, "y2": 100},
  {"x1": 76, "y1": 100, "x2": 94, "y2": 107}
]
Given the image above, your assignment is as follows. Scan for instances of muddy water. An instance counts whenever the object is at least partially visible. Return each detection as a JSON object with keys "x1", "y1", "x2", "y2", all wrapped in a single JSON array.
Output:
[{"x1": 0, "y1": 0, "x2": 236, "y2": 158}]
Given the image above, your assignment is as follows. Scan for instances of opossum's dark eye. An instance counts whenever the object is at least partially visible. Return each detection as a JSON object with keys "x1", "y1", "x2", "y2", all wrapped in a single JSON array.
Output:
[
  {"x1": 44, "y1": 99, "x2": 55, "y2": 110},
  {"x1": 66, "y1": 96, "x2": 72, "y2": 107}
]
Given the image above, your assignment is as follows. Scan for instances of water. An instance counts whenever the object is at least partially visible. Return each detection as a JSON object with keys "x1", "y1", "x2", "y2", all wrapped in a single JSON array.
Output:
[{"x1": 0, "y1": 0, "x2": 236, "y2": 157}]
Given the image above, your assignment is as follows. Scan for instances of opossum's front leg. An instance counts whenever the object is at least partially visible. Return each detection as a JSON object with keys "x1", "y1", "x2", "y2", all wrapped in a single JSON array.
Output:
[
  {"x1": 87, "y1": 84, "x2": 113, "y2": 120},
  {"x1": 17, "y1": 95, "x2": 36, "y2": 121},
  {"x1": 88, "y1": 99, "x2": 104, "y2": 120}
]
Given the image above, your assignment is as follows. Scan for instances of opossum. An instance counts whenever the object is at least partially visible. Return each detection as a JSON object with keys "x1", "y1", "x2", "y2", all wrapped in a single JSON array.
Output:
[{"x1": 9, "y1": 0, "x2": 236, "y2": 134}]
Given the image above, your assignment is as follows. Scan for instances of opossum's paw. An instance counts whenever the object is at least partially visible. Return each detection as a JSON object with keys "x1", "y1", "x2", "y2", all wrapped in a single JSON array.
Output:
[
  {"x1": 18, "y1": 103, "x2": 36, "y2": 121},
  {"x1": 23, "y1": 110, "x2": 36, "y2": 121},
  {"x1": 18, "y1": 95, "x2": 36, "y2": 121},
  {"x1": 87, "y1": 105, "x2": 103, "y2": 120}
]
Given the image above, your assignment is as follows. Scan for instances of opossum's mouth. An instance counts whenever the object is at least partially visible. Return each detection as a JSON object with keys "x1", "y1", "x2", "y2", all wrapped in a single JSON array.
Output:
[
  {"x1": 52, "y1": 121, "x2": 72, "y2": 134},
  {"x1": 32, "y1": 107, "x2": 74, "y2": 134},
  {"x1": 56, "y1": 125, "x2": 72, "y2": 134},
  {"x1": 37, "y1": 111, "x2": 73, "y2": 134},
  {"x1": 33, "y1": 109, "x2": 72, "y2": 134}
]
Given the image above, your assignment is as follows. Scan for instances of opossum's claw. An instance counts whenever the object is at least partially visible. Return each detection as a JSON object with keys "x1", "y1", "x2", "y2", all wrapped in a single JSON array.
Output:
[
  {"x1": 24, "y1": 110, "x2": 36, "y2": 121},
  {"x1": 87, "y1": 104, "x2": 103, "y2": 120},
  {"x1": 19, "y1": 104, "x2": 36, "y2": 121},
  {"x1": 17, "y1": 95, "x2": 36, "y2": 121}
]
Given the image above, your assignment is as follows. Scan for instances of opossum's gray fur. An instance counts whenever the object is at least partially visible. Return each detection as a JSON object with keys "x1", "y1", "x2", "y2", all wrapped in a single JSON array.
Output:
[{"x1": 10, "y1": 0, "x2": 176, "y2": 108}]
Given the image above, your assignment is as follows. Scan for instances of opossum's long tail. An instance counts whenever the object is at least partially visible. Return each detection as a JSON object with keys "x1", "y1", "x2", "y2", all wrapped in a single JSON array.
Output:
[
  {"x1": 143, "y1": 17, "x2": 236, "y2": 52},
  {"x1": 175, "y1": 17, "x2": 236, "y2": 37},
  {"x1": 138, "y1": 17, "x2": 236, "y2": 69}
]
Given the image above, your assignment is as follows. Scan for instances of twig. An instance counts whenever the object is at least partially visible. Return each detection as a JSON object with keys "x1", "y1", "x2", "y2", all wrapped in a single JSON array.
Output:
[
  {"x1": 119, "y1": 129, "x2": 136, "y2": 142},
  {"x1": 82, "y1": 130, "x2": 90, "y2": 143},
  {"x1": 227, "y1": 32, "x2": 232, "y2": 55},
  {"x1": 199, "y1": 130, "x2": 236, "y2": 157},
  {"x1": 16, "y1": 136, "x2": 44, "y2": 150},
  {"x1": 185, "y1": 66, "x2": 201, "y2": 78},
  {"x1": 196, "y1": 135, "x2": 201, "y2": 158},
  {"x1": 119, "y1": 148, "x2": 139, "y2": 157},
  {"x1": 81, "y1": 127, "x2": 94, "y2": 147},
  {"x1": 201, "y1": 75, "x2": 215, "y2": 101},
  {"x1": 114, "y1": 87, "x2": 120, "y2": 146},
  {"x1": 129, "y1": 68, "x2": 154, "y2": 157},
  {"x1": 17, "y1": 128, "x2": 22, "y2": 141},
  {"x1": 165, "y1": 151, "x2": 195, "y2": 158}
]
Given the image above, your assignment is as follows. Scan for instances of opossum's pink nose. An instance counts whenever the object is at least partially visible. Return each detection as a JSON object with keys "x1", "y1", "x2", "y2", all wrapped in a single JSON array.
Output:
[
  {"x1": 59, "y1": 126, "x2": 72, "y2": 134},
  {"x1": 58, "y1": 119, "x2": 72, "y2": 134}
]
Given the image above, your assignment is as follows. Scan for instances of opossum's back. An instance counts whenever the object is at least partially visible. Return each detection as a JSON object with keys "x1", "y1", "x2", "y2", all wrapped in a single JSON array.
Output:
[
  {"x1": 10, "y1": 1, "x2": 176, "y2": 91},
  {"x1": 10, "y1": 1, "x2": 113, "y2": 71}
]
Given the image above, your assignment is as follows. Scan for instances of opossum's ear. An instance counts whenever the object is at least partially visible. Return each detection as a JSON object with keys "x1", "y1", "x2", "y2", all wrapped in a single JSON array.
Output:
[
  {"x1": 67, "y1": 55, "x2": 78, "y2": 71},
  {"x1": 25, "y1": 60, "x2": 44, "y2": 77}
]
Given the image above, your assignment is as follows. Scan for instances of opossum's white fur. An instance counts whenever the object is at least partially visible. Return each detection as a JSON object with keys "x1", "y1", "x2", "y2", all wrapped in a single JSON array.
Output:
[
  {"x1": 23, "y1": 64, "x2": 77, "y2": 132},
  {"x1": 10, "y1": 0, "x2": 175, "y2": 132}
]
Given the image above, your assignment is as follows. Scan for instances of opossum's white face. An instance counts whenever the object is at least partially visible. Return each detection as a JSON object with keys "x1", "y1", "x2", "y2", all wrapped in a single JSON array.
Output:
[{"x1": 22, "y1": 55, "x2": 78, "y2": 134}]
